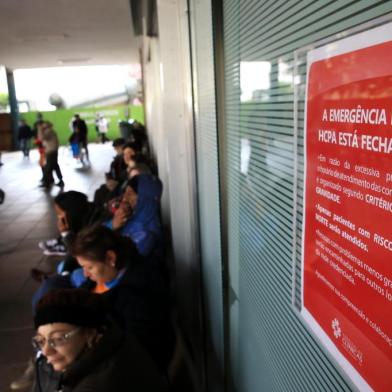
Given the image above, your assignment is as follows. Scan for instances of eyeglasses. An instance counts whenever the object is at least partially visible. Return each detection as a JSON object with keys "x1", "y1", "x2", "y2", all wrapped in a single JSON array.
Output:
[{"x1": 32, "y1": 328, "x2": 80, "y2": 350}]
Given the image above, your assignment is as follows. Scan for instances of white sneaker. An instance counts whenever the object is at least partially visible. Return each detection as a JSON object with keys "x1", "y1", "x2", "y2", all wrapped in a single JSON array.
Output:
[
  {"x1": 38, "y1": 238, "x2": 59, "y2": 250},
  {"x1": 43, "y1": 243, "x2": 67, "y2": 256}
]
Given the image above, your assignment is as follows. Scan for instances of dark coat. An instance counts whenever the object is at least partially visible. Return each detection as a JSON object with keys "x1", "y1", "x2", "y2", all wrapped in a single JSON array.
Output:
[
  {"x1": 34, "y1": 323, "x2": 168, "y2": 392},
  {"x1": 72, "y1": 119, "x2": 88, "y2": 141},
  {"x1": 105, "y1": 260, "x2": 174, "y2": 370},
  {"x1": 81, "y1": 259, "x2": 174, "y2": 371},
  {"x1": 109, "y1": 154, "x2": 128, "y2": 183},
  {"x1": 18, "y1": 124, "x2": 33, "y2": 140}
]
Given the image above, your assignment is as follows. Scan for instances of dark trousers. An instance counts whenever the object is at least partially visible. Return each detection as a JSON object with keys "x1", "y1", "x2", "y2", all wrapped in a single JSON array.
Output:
[
  {"x1": 43, "y1": 151, "x2": 63, "y2": 184},
  {"x1": 19, "y1": 138, "x2": 31, "y2": 157},
  {"x1": 80, "y1": 138, "x2": 89, "y2": 160}
]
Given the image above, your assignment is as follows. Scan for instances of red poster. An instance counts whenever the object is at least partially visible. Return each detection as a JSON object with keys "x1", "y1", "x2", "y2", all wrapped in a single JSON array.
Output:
[{"x1": 302, "y1": 23, "x2": 392, "y2": 391}]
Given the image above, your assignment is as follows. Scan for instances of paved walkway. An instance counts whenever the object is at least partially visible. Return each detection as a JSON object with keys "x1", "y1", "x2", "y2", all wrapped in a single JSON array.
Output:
[{"x1": 0, "y1": 143, "x2": 114, "y2": 391}]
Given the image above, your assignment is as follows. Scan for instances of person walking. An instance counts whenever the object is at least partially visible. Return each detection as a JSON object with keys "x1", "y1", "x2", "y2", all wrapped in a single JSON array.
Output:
[
  {"x1": 35, "y1": 120, "x2": 47, "y2": 183},
  {"x1": 96, "y1": 114, "x2": 109, "y2": 143},
  {"x1": 40, "y1": 122, "x2": 64, "y2": 189},
  {"x1": 18, "y1": 119, "x2": 33, "y2": 158},
  {"x1": 72, "y1": 114, "x2": 89, "y2": 163}
]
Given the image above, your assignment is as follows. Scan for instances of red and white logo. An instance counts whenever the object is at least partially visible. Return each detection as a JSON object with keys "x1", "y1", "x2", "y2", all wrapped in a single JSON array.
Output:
[{"x1": 332, "y1": 318, "x2": 341, "y2": 339}]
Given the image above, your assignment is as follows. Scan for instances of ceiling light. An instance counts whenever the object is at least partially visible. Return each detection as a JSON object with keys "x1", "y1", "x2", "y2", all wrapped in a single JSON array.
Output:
[{"x1": 57, "y1": 58, "x2": 91, "y2": 65}]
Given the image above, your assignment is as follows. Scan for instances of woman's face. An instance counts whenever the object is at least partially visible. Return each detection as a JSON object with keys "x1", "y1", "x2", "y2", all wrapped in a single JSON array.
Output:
[
  {"x1": 54, "y1": 203, "x2": 69, "y2": 232},
  {"x1": 36, "y1": 323, "x2": 91, "y2": 372},
  {"x1": 76, "y1": 252, "x2": 118, "y2": 284},
  {"x1": 123, "y1": 186, "x2": 138, "y2": 209},
  {"x1": 123, "y1": 147, "x2": 135, "y2": 166}
]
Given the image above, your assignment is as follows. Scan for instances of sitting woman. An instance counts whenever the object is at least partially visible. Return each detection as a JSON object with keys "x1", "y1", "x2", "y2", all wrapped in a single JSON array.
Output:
[
  {"x1": 70, "y1": 225, "x2": 174, "y2": 371},
  {"x1": 108, "y1": 174, "x2": 164, "y2": 259},
  {"x1": 34, "y1": 191, "x2": 109, "y2": 278},
  {"x1": 33, "y1": 288, "x2": 167, "y2": 391},
  {"x1": 33, "y1": 225, "x2": 174, "y2": 372}
]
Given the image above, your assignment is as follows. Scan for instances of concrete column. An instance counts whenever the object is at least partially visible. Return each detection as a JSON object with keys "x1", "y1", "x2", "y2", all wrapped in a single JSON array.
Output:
[{"x1": 6, "y1": 68, "x2": 19, "y2": 150}]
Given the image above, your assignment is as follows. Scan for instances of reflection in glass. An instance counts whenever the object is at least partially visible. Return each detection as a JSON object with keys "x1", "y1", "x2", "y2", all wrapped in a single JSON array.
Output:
[
  {"x1": 240, "y1": 138, "x2": 251, "y2": 175},
  {"x1": 240, "y1": 61, "x2": 271, "y2": 102},
  {"x1": 278, "y1": 60, "x2": 292, "y2": 84}
]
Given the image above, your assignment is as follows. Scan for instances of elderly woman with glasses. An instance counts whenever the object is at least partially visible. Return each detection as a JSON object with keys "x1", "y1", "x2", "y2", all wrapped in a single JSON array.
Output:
[{"x1": 32, "y1": 289, "x2": 167, "y2": 392}]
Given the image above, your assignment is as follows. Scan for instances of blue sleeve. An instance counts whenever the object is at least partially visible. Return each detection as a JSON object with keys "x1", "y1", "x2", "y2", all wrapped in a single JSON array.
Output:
[
  {"x1": 131, "y1": 230, "x2": 156, "y2": 257},
  {"x1": 104, "y1": 219, "x2": 113, "y2": 230},
  {"x1": 120, "y1": 221, "x2": 156, "y2": 256},
  {"x1": 70, "y1": 268, "x2": 88, "y2": 287}
]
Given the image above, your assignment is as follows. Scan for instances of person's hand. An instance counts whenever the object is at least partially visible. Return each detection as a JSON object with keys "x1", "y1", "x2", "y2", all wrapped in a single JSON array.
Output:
[{"x1": 111, "y1": 205, "x2": 131, "y2": 230}]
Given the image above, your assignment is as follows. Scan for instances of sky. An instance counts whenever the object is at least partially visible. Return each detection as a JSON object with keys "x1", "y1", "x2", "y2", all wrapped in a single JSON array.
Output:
[{"x1": 0, "y1": 64, "x2": 139, "y2": 111}]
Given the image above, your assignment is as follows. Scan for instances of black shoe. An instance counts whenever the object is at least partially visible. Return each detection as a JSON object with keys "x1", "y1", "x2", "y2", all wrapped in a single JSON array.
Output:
[
  {"x1": 30, "y1": 268, "x2": 49, "y2": 283},
  {"x1": 55, "y1": 180, "x2": 64, "y2": 187},
  {"x1": 39, "y1": 178, "x2": 54, "y2": 187}
]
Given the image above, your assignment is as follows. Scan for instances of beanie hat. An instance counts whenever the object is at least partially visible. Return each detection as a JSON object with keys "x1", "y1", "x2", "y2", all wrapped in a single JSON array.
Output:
[
  {"x1": 34, "y1": 305, "x2": 106, "y2": 329},
  {"x1": 34, "y1": 289, "x2": 107, "y2": 330}
]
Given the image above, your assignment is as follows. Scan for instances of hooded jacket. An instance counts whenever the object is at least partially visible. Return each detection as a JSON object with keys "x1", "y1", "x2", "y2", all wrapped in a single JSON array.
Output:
[{"x1": 120, "y1": 174, "x2": 164, "y2": 257}]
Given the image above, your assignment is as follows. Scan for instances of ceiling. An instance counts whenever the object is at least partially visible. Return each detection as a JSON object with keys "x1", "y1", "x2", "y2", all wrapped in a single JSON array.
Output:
[{"x1": 0, "y1": 0, "x2": 140, "y2": 70}]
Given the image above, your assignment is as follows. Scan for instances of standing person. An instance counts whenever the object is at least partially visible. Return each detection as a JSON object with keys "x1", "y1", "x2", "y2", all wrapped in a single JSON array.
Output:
[
  {"x1": 35, "y1": 120, "x2": 47, "y2": 183},
  {"x1": 97, "y1": 114, "x2": 109, "y2": 143},
  {"x1": 72, "y1": 114, "x2": 89, "y2": 163},
  {"x1": 32, "y1": 112, "x2": 43, "y2": 138},
  {"x1": 18, "y1": 119, "x2": 33, "y2": 158},
  {"x1": 94, "y1": 113, "x2": 100, "y2": 141},
  {"x1": 40, "y1": 122, "x2": 64, "y2": 189}
]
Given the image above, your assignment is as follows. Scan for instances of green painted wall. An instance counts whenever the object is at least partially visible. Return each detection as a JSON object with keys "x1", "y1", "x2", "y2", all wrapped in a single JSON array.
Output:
[{"x1": 22, "y1": 104, "x2": 144, "y2": 145}]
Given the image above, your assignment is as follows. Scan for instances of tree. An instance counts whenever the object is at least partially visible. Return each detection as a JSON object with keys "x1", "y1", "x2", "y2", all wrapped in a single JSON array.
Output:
[{"x1": 0, "y1": 93, "x2": 9, "y2": 111}]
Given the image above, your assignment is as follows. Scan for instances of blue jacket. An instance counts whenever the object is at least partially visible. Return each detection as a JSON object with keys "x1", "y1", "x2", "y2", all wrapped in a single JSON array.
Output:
[{"x1": 107, "y1": 174, "x2": 163, "y2": 257}]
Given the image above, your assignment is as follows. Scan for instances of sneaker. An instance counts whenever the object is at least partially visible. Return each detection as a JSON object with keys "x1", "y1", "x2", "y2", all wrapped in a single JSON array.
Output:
[
  {"x1": 43, "y1": 243, "x2": 67, "y2": 256},
  {"x1": 10, "y1": 359, "x2": 35, "y2": 390},
  {"x1": 38, "y1": 237, "x2": 61, "y2": 251}
]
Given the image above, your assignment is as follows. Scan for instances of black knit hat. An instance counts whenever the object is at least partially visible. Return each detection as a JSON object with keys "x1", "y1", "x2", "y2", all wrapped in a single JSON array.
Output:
[{"x1": 34, "y1": 289, "x2": 107, "y2": 330}]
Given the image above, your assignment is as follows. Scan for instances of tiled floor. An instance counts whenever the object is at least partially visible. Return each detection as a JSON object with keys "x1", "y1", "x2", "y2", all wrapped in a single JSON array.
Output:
[{"x1": 0, "y1": 143, "x2": 114, "y2": 391}]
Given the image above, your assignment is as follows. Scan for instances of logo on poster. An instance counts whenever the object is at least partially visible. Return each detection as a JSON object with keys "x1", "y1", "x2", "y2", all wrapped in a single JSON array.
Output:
[
  {"x1": 331, "y1": 318, "x2": 363, "y2": 365},
  {"x1": 332, "y1": 318, "x2": 342, "y2": 338},
  {"x1": 342, "y1": 334, "x2": 363, "y2": 366}
]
